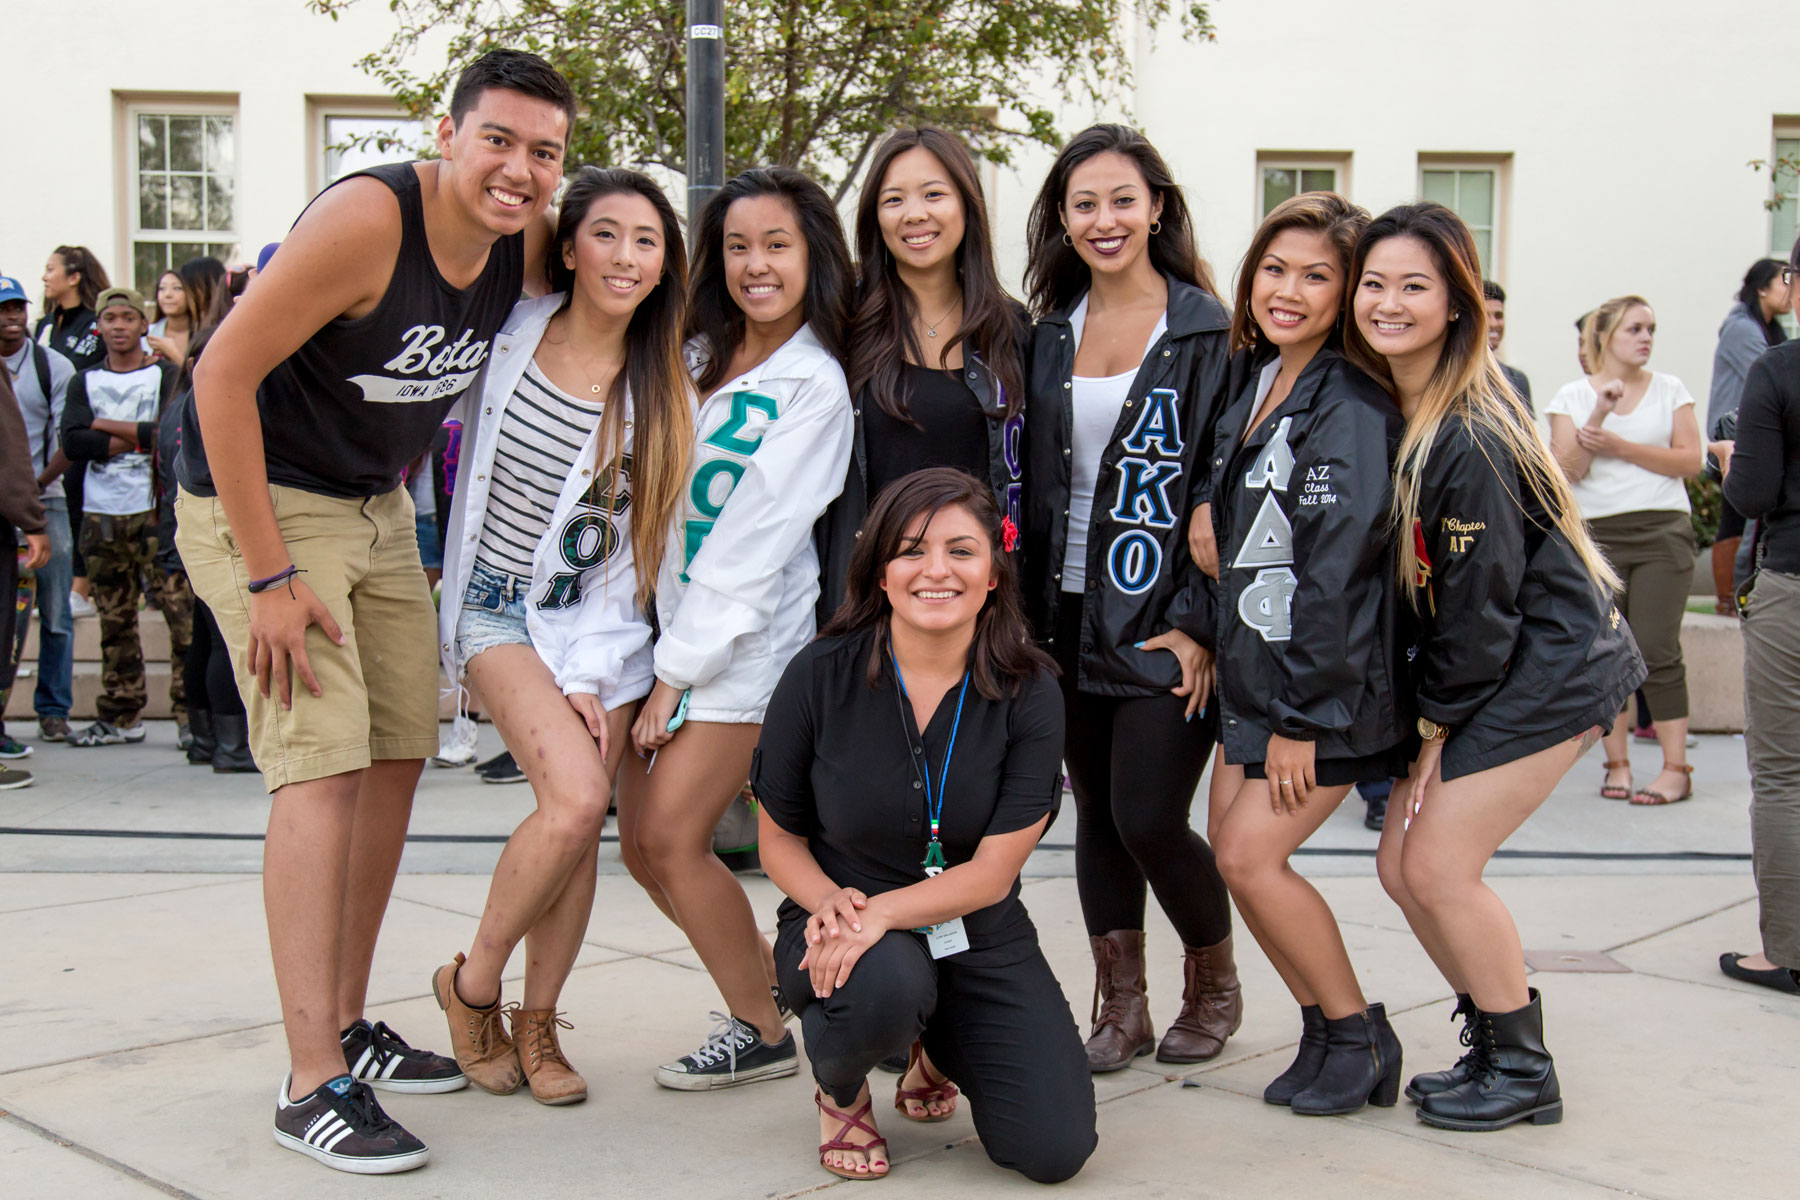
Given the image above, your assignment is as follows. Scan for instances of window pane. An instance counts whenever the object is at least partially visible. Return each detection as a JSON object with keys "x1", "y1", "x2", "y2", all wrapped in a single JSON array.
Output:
[
  {"x1": 1421, "y1": 170, "x2": 1457, "y2": 207},
  {"x1": 206, "y1": 243, "x2": 237, "y2": 265},
  {"x1": 1262, "y1": 168, "x2": 1296, "y2": 216},
  {"x1": 138, "y1": 115, "x2": 167, "y2": 172},
  {"x1": 1301, "y1": 168, "x2": 1336, "y2": 195},
  {"x1": 206, "y1": 175, "x2": 234, "y2": 233},
  {"x1": 1473, "y1": 230, "x2": 1493, "y2": 274},
  {"x1": 138, "y1": 174, "x2": 168, "y2": 229},
  {"x1": 133, "y1": 243, "x2": 167, "y2": 292},
  {"x1": 169, "y1": 175, "x2": 204, "y2": 230},
  {"x1": 171, "y1": 242, "x2": 209, "y2": 267},
  {"x1": 206, "y1": 115, "x2": 235, "y2": 173},
  {"x1": 1459, "y1": 171, "x2": 1495, "y2": 227},
  {"x1": 170, "y1": 116, "x2": 205, "y2": 172},
  {"x1": 324, "y1": 115, "x2": 429, "y2": 183},
  {"x1": 1775, "y1": 202, "x2": 1798, "y2": 262}
]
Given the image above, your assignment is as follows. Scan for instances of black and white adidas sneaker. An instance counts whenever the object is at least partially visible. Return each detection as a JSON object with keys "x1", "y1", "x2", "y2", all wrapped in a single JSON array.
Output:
[
  {"x1": 654, "y1": 1012, "x2": 798, "y2": 1091},
  {"x1": 341, "y1": 1019, "x2": 467, "y2": 1093},
  {"x1": 273, "y1": 1074, "x2": 429, "y2": 1174}
]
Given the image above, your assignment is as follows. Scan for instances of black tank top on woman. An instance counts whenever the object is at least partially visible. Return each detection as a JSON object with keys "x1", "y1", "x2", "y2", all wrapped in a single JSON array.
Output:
[{"x1": 179, "y1": 161, "x2": 525, "y2": 499}]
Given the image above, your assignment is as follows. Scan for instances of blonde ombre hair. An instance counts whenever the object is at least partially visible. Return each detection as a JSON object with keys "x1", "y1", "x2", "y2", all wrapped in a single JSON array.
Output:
[
  {"x1": 1343, "y1": 203, "x2": 1619, "y2": 602},
  {"x1": 1580, "y1": 293, "x2": 1653, "y2": 375}
]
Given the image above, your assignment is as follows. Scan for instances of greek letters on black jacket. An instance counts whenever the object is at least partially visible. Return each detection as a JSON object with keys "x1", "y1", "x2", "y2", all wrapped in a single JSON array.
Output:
[
  {"x1": 1021, "y1": 277, "x2": 1232, "y2": 696},
  {"x1": 35, "y1": 307, "x2": 104, "y2": 371},
  {"x1": 1209, "y1": 348, "x2": 1407, "y2": 763},
  {"x1": 1412, "y1": 414, "x2": 1645, "y2": 779},
  {"x1": 814, "y1": 321, "x2": 1026, "y2": 625}
]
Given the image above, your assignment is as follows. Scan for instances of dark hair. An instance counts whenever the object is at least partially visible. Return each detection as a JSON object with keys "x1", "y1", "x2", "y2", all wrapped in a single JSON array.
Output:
[
  {"x1": 685, "y1": 166, "x2": 852, "y2": 396},
  {"x1": 178, "y1": 256, "x2": 231, "y2": 334},
  {"x1": 547, "y1": 166, "x2": 695, "y2": 604},
  {"x1": 449, "y1": 49, "x2": 576, "y2": 138},
  {"x1": 850, "y1": 128, "x2": 1025, "y2": 423},
  {"x1": 1482, "y1": 279, "x2": 1506, "y2": 304},
  {"x1": 1024, "y1": 123, "x2": 1216, "y2": 318},
  {"x1": 821, "y1": 467, "x2": 1053, "y2": 699},
  {"x1": 1229, "y1": 191, "x2": 1368, "y2": 353},
  {"x1": 50, "y1": 245, "x2": 110, "y2": 312},
  {"x1": 1736, "y1": 258, "x2": 1790, "y2": 348}
]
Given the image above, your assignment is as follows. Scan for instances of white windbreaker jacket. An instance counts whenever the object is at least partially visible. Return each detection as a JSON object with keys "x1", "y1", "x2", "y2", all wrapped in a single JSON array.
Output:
[
  {"x1": 438, "y1": 293, "x2": 655, "y2": 710},
  {"x1": 654, "y1": 323, "x2": 853, "y2": 720}
]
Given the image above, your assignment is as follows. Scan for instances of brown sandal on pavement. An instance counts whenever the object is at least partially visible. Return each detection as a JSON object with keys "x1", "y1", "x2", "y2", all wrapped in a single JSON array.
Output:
[
  {"x1": 815, "y1": 1089, "x2": 889, "y2": 1181},
  {"x1": 1630, "y1": 762, "x2": 1693, "y2": 806},
  {"x1": 893, "y1": 1040, "x2": 958, "y2": 1123},
  {"x1": 1599, "y1": 760, "x2": 1632, "y2": 800}
]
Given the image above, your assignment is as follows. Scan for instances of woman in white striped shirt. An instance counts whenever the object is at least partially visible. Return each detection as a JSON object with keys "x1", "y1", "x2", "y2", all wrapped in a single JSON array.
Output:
[{"x1": 431, "y1": 168, "x2": 694, "y2": 1106}]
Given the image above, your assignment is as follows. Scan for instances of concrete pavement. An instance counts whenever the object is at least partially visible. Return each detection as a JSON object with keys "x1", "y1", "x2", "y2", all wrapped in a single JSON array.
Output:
[{"x1": 1, "y1": 723, "x2": 1793, "y2": 1199}]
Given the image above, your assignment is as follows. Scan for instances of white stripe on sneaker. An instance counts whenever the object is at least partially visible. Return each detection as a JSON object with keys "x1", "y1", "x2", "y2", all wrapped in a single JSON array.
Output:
[
  {"x1": 352, "y1": 1047, "x2": 376, "y2": 1078},
  {"x1": 307, "y1": 1116, "x2": 347, "y2": 1147},
  {"x1": 379, "y1": 1055, "x2": 404, "y2": 1080},
  {"x1": 321, "y1": 1124, "x2": 357, "y2": 1154}
]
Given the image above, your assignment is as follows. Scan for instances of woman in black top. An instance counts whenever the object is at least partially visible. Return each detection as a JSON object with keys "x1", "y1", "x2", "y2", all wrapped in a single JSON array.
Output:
[
  {"x1": 1019, "y1": 123, "x2": 1239, "y2": 1072},
  {"x1": 1349, "y1": 204, "x2": 1644, "y2": 1132},
  {"x1": 815, "y1": 128, "x2": 1027, "y2": 623},
  {"x1": 35, "y1": 245, "x2": 109, "y2": 369},
  {"x1": 1202, "y1": 193, "x2": 1411, "y2": 1116},
  {"x1": 757, "y1": 468, "x2": 1094, "y2": 1185}
]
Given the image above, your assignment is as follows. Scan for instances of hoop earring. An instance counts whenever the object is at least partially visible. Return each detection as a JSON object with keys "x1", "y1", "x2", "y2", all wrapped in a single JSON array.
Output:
[
  {"x1": 1062, "y1": 233, "x2": 1073, "y2": 248},
  {"x1": 1150, "y1": 221, "x2": 1162, "y2": 235}
]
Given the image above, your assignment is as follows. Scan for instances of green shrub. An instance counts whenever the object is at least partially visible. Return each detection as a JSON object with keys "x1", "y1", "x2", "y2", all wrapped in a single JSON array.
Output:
[{"x1": 1688, "y1": 476, "x2": 1720, "y2": 549}]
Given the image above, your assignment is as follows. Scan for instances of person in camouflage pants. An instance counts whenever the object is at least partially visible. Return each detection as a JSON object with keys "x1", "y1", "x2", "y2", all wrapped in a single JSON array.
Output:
[{"x1": 82, "y1": 511, "x2": 191, "y2": 727}]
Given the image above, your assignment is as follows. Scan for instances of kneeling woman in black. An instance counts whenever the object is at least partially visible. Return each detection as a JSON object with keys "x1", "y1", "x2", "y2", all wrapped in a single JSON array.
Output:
[
  {"x1": 1349, "y1": 203, "x2": 1645, "y2": 1132},
  {"x1": 1203, "y1": 192, "x2": 1411, "y2": 1116},
  {"x1": 755, "y1": 468, "x2": 1095, "y2": 1184}
]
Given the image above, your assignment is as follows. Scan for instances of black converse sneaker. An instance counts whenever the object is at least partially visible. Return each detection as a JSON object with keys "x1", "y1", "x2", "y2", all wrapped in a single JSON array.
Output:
[
  {"x1": 655, "y1": 1012, "x2": 798, "y2": 1091},
  {"x1": 272, "y1": 1074, "x2": 429, "y2": 1174},
  {"x1": 342, "y1": 1019, "x2": 468, "y2": 1094}
]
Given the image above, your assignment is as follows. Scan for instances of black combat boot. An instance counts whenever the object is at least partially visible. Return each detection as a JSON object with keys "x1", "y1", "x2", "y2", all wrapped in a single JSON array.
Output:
[
  {"x1": 1406, "y1": 993, "x2": 1476, "y2": 1101},
  {"x1": 1417, "y1": 988, "x2": 1562, "y2": 1131}
]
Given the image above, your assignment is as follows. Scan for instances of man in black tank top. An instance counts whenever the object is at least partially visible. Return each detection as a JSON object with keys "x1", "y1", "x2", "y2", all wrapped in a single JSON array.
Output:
[{"x1": 172, "y1": 51, "x2": 572, "y2": 1175}]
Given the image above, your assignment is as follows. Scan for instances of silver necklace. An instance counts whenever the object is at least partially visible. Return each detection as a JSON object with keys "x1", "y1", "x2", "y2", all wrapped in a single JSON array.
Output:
[{"x1": 924, "y1": 301, "x2": 960, "y2": 338}]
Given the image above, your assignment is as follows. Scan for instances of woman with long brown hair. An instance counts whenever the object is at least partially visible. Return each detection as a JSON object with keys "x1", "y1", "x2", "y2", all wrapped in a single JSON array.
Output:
[
  {"x1": 428, "y1": 167, "x2": 695, "y2": 1106},
  {"x1": 1348, "y1": 202, "x2": 1645, "y2": 1131},
  {"x1": 759, "y1": 467, "x2": 1094, "y2": 1183},
  {"x1": 1019, "y1": 123, "x2": 1241, "y2": 1073},
  {"x1": 1204, "y1": 192, "x2": 1411, "y2": 1116},
  {"x1": 816, "y1": 127, "x2": 1027, "y2": 624}
]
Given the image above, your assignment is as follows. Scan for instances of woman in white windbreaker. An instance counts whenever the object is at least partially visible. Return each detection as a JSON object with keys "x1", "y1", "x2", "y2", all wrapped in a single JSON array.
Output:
[
  {"x1": 619, "y1": 166, "x2": 855, "y2": 1092},
  {"x1": 428, "y1": 168, "x2": 695, "y2": 1107}
]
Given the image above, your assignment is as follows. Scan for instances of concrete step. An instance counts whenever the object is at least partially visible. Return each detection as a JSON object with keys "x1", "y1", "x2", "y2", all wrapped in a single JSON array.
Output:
[
  {"x1": 5, "y1": 659, "x2": 460, "y2": 722},
  {"x1": 20, "y1": 610, "x2": 173, "y2": 663}
]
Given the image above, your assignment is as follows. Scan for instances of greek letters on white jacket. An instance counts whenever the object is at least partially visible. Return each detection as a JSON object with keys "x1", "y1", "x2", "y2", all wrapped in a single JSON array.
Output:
[
  {"x1": 1020, "y1": 278, "x2": 1232, "y2": 696},
  {"x1": 1208, "y1": 348, "x2": 1408, "y2": 764},
  {"x1": 653, "y1": 324, "x2": 853, "y2": 719},
  {"x1": 438, "y1": 293, "x2": 654, "y2": 709}
]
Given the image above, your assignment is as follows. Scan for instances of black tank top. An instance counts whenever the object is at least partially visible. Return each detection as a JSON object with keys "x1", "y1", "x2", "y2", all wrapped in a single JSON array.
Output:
[{"x1": 179, "y1": 161, "x2": 525, "y2": 498}]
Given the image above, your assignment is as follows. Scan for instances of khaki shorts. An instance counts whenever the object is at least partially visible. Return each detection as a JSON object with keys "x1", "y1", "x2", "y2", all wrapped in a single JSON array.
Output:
[{"x1": 175, "y1": 484, "x2": 441, "y2": 792}]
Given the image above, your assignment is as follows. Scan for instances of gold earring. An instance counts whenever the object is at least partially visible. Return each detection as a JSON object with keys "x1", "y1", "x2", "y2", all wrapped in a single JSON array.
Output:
[{"x1": 1150, "y1": 221, "x2": 1162, "y2": 235}]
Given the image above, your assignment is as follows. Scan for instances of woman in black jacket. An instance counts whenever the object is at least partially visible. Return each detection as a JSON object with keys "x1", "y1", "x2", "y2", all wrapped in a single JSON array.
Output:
[
  {"x1": 1019, "y1": 123, "x2": 1239, "y2": 1072},
  {"x1": 816, "y1": 128, "x2": 1027, "y2": 627},
  {"x1": 1350, "y1": 203, "x2": 1645, "y2": 1132},
  {"x1": 1202, "y1": 193, "x2": 1411, "y2": 1116}
]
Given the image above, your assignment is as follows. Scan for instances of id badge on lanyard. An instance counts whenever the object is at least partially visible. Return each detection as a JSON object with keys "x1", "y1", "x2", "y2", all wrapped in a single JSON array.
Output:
[{"x1": 893, "y1": 648, "x2": 972, "y2": 958}]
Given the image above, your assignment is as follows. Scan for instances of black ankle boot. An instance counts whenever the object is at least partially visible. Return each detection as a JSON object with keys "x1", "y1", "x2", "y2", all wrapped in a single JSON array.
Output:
[
  {"x1": 1406, "y1": 993, "x2": 1476, "y2": 1101},
  {"x1": 186, "y1": 709, "x2": 216, "y2": 765},
  {"x1": 210, "y1": 714, "x2": 258, "y2": 774},
  {"x1": 1263, "y1": 1005, "x2": 1329, "y2": 1106},
  {"x1": 1290, "y1": 1003, "x2": 1403, "y2": 1116},
  {"x1": 1417, "y1": 988, "x2": 1562, "y2": 1131}
]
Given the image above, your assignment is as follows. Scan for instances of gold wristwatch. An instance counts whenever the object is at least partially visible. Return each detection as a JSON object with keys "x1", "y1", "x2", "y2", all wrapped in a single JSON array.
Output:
[{"x1": 1417, "y1": 717, "x2": 1450, "y2": 743}]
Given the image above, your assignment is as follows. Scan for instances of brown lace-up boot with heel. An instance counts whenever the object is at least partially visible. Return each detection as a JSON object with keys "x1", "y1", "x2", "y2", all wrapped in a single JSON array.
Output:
[
  {"x1": 1085, "y1": 930, "x2": 1155, "y2": 1072},
  {"x1": 1157, "y1": 933, "x2": 1243, "y2": 1062}
]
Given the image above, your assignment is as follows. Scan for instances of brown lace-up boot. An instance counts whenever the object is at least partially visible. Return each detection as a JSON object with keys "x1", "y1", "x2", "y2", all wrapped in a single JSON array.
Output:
[
  {"x1": 510, "y1": 1007, "x2": 588, "y2": 1105},
  {"x1": 1156, "y1": 934, "x2": 1244, "y2": 1063},
  {"x1": 430, "y1": 953, "x2": 522, "y2": 1095},
  {"x1": 1085, "y1": 930, "x2": 1155, "y2": 1072}
]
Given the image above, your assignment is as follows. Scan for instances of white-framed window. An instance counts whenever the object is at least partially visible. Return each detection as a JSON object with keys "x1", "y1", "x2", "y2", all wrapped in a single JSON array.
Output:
[
  {"x1": 128, "y1": 102, "x2": 239, "y2": 290},
  {"x1": 1771, "y1": 128, "x2": 1800, "y2": 260},
  {"x1": 1256, "y1": 154, "x2": 1350, "y2": 218},
  {"x1": 1419, "y1": 157, "x2": 1509, "y2": 277},
  {"x1": 307, "y1": 98, "x2": 431, "y2": 196}
]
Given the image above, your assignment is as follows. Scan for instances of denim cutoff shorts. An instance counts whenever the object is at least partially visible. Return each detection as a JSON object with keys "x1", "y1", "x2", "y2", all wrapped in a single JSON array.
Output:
[{"x1": 454, "y1": 561, "x2": 536, "y2": 665}]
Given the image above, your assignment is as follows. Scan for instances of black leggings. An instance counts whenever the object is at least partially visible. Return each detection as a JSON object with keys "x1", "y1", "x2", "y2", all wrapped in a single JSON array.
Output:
[
  {"x1": 775, "y1": 918, "x2": 1096, "y2": 1185},
  {"x1": 1054, "y1": 601, "x2": 1231, "y2": 947},
  {"x1": 184, "y1": 599, "x2": 244, "y2": 716}
]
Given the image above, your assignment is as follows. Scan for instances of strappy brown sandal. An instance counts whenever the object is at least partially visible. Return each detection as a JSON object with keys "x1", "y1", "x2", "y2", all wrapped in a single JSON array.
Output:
[
  {"x1": 815, "y1": 1089, "x2": 889, "y2": 1181},
  {"x1": 1631, "y1": 762, "x2": 1693, "y2": 806},
  {"x1": 1599, "y1": 759, "x2": 1632, "y2": 800},
  {"x1": 893, "y1": 1040, "x2": 959, "y2": 1123}
]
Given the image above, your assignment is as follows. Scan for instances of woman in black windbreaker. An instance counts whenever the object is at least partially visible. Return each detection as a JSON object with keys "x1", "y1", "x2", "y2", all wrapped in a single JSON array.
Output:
[
  {"x1": 1019, "y1": 124, "x2": 1240, "y2": 1072},
  {"x1": 1349, "y1": 204, "x2": 1644, "y2": 1133},
  {"x1": 815, "y1": 127, "x2": 1027, "y2": 629},
  {"x1": 1201, "y1": 193, "x2": 1411, "y2": 1117}
]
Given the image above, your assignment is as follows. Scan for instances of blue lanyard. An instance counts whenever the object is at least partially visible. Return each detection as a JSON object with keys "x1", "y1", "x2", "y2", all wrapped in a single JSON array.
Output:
[{"x1": 891, "y1": 645, "x2": 970, "y2": 874}]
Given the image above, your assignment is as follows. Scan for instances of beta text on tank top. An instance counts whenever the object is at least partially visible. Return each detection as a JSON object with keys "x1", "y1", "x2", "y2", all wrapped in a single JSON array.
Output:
[{"x1": 178, "y1": 161, "x2": 525, "y2": 499}]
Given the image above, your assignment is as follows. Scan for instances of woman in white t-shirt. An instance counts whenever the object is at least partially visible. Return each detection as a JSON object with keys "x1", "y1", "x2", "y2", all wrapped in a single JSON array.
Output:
[{"x1": 1547, "y1": 294, "x2": 1704, "y2": 805}]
